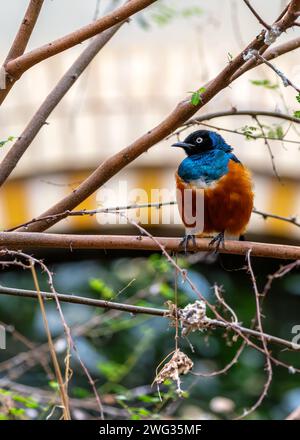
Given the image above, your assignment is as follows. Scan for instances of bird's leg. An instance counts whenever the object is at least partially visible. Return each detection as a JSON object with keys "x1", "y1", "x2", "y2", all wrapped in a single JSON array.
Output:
[
  {"x1": 209, "y1": 231, "x2": 225, "y2": 253},
  {"x1": 179, "y1": 234, "x2": 196, "y2": 254}
]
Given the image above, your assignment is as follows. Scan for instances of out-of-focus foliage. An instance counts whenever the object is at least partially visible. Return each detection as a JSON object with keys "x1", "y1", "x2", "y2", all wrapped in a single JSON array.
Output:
[{"x1": 0, "y1": 253, "x2": 299, "y2": 420}]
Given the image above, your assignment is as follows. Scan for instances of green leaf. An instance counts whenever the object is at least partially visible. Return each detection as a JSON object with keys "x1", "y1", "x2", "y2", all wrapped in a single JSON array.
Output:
[
  {"x1": 99, "y1": 361, "x2": 127, "y2": 382},
  {"x1": 159, "y1": 282, "x2": 174, "y2": 299},
  {"x1": 72, "y1": 387, "x2": 90, "y2": 399},
  {"x1": 240, "y1": 125, "x2": 258, "y2": 140},
  {"x1": 0, "y1": 414, "x2": 9, "y2": 420},
  {"x1": 49, "y1": 380, "x2": 59, "y2": 390},
  {"x1": 130, "y1": 414, "x2": 141, "y2": 420},
  {"x1": 148, "y1": 253, "x2": 169, "y2": 273},
  {"x1": 0, "y1": 135, "x2": 16, "y2": 148},
  {"x1": 275, "y1": 126, "x2": 284, "y2": 140},
  {"x1": 138, "y1": 394, "x2": 160, "y2": 403},
  {"x1": 250, "y1": 79, "x2": 278, "y2": 90},
  {"x1": 191, "y1": 91, "x2": 201, "y2": 106},
  {"x1": 89, "y1": 278, "x2": 114, "y2": 299},
  {"x1": 13, "y1": 394, "x2": 39, "y2": 409},
  {"x1": 0, "y1": 388, "x2": 11, "y2": 396},
  {"x1": 9, "y1": 408, "x2": 25, "y2": 416},
  {"x1": 190, "y1": 87, "x2": 206, "y2": 106},
  {"x1": 296, "y1": 93, "x2": 300, "y2": 104},
  {"x1": 181, "y1": 6, "x2": 202, "y2": 18},
  {"x1": 294, "y1": 110, "x2": 300, "y2": 119},
  {"x1": 150, "y1": 4, "x2": 202, "y2": 27}
]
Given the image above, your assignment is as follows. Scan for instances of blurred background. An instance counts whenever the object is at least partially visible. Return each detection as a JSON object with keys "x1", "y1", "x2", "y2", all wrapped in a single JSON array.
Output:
[{"x1": 0, "y1": 0, "x2": 300, "y2": 420}]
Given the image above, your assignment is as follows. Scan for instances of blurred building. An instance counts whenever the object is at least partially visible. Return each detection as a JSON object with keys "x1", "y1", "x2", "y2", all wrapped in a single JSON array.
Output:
[{"x1": 0, "y1": 0, "x2": 300, "y2": 240}]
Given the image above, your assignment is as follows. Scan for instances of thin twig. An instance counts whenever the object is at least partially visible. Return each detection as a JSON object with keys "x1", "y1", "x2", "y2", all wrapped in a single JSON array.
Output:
[
  {"x1": 0, "y1": 250, "x2": 104, "y2": 419},
  {"x1": 253, "y1": 51, "x2": 300, "y2": 93},
  {"x1": 243, "y1": 0, "x2": 271, "y2": 29},
  {"x1": 254, "y1": 115, "x2": 281, "y2": 181},
  {"x1": 253, "y1": 208, "x2": 300, "y2": 228},
  {"x1": 235, "y1": 250, "x2": 273, "y2": 419},
  {"x1": 0, "y1": 277, "x2": 299, "y2": 353},
  {"x1": 5, "y1": 201, "x2": 177, "y2": 232},
  {"x1": 30, "y1": 263, "x2": 71, "y2": 420}
]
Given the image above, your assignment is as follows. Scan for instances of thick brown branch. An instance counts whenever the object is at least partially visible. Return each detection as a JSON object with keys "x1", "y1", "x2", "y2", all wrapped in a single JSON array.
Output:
[
  {"x1": 4, "y1": 0, "x2": 44, "y2": 63},
  {"x1": 0, "y1": 0, "x2": 45, "y2": 104},
  {"x1": 1, "y1": 233, "x2": 300, "y2": 259},
  {"x1": 18, "y1": 1, "x2": 300, "y2": 233},
  {"x1": 1, "y1": 0, "x2": 155, "y2": 105},
  {"x1": 0, "y1": 22, "x2": 125, "y2": 187}
]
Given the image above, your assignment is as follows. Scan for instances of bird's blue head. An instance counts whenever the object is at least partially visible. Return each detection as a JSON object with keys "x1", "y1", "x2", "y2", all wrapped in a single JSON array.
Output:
[{"x1": 171, "y1": 130, "x2": 233, "y2": 156}]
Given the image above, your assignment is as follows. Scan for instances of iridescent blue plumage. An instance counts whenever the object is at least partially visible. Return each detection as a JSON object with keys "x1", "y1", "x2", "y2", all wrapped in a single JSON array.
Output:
[{"x1": 176, "y1": 132, "x2": 240, "y2": 183}]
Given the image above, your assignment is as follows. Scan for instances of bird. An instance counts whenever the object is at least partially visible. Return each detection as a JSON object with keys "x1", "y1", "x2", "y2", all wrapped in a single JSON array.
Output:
[{"x1": 172, "y1": 129, "x2": 254, "y2": 252}]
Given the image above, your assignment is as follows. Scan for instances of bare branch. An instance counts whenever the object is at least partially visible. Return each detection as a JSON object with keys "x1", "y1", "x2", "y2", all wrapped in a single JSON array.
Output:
[
  {"x1": 254, "y1": 115, "x2": 281, "y2": 180},
  {"x1": 1, "y1": 232, "x2": 300, "y2": 259},
  {"x1": 186, "y1": 109, "x2": 300, "y2": 126},
  {"x1": 253, "y1": 51, "x2": 300, "y2": 93},
  {"x1": 231, "y1": 36, "x2": 300, "y2": 82},
  {"x1": 0, "y1": 22, "x2": 126, "y2": 187},
  {"x1": 0, "y1": 285, "x2": 298, "y2": 352},
  {"x1": 4, "y1": 0, "x2": 44, "y2": 62},
  {"x1": 173, "y1": 109, "x2": 300, "y2": 145},
  {"x1": 0, "y1": 0, "x2": 156, "y2": 105},
  {"x1": 6, "y1": 200, "x2": 300, "y2": 235},
  {"x1": 235, "y1": 250, "x2": 273, "y2": 419},
  {"x1": 243, "y1": 0, "x2": 271, "y2": 29},
  {"x1": 253, "y1": 209, "x2": 300, "y2": 228},
  {"x1": 0, "y1": 250, "x2": 104, "y2": 419},
  {"x1": 0, "y1": 285, "x2": 166, "y2": 317},
  {"x1": 30, "y1": 263, "x2": 71, "y2": 420},
  {"x1": 5, "y1": 201, "x2": 177, "y2": 232}
]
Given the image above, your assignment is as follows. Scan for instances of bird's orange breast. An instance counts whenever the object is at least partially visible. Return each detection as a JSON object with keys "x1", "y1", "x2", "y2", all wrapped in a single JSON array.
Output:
[{"x1": 176, "y1": 160, "x2": 254, "y2": 236}]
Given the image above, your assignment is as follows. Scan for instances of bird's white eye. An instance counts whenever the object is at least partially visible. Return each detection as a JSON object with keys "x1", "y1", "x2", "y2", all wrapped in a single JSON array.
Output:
[{"x1": 196, "y1": 137, "x2": 203, "y2": 144}]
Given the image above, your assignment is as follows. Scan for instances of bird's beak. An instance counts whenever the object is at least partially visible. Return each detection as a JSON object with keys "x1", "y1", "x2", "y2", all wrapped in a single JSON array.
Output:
[{"x1": 171, "y1": 141, "x2": 193, "y2": 149}]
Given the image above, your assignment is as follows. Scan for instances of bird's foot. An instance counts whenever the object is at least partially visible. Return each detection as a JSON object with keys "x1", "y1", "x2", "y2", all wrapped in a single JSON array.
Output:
[
  {"x1": 179, "y1": 234, "x2": 196, "y2": 254},
  {"x1": 136, "y1": 231, "x2": 146, "y2": 240},
  {"x1": 209, "y1": 231, "x2": 225, "y2": 254}
]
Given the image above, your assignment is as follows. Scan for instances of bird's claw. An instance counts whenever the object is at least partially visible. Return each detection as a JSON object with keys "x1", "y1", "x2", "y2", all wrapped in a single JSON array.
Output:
[
  {"x1": 209, "y1": 231, "x2": 225, "y2": 254},
  {"x1": 179, "y1": 234, "x2": 196, "y2": 254}
]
